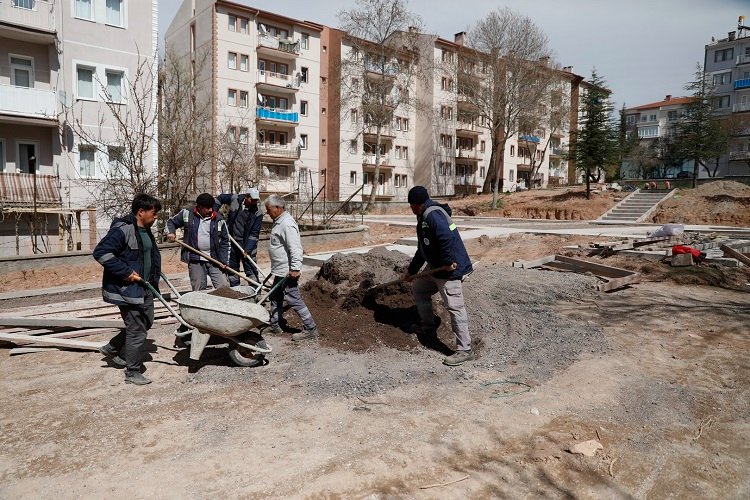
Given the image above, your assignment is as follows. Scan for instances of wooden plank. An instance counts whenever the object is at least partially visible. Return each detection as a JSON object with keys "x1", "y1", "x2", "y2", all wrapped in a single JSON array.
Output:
[
  {"x1": 720, "y1": 245, "x2": 750, "y2": 267},
  {"x1": 554, "y1": 255, "x2": 634, "y2": 278},
  {"x1": 0, "y1": 318, "x2": 123, "y2": 329},
  {"x1": 11, "y1": 328, "x2": 117, "y2": 346},
  {"x1": 10, "y1": 347, "x2": 60, "y2": 355},
  {"x1": 513, "y1": 255, "x2": 556, "y2": 269},
  {"x1": 0, "y1": 332, "x2": 104, "y2": 350},
  {"x1": 597, "y1": 274, "x2": 641, "y2": 292}
]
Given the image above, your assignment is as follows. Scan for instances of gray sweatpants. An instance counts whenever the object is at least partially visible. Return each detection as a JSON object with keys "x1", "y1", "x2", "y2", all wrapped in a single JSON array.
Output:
[
  {"x1": 109, "y1": 295, "x2": 155, "y2": 375},
  {"x1": 188, "y1": 261, "x2": 228, "y2": 291},
  {"x1": 269, "y1": 275, "x2": 316, "y2": 331},
  {"x1": 412, "y1": 274, "x2": 471, "y2": 351}
]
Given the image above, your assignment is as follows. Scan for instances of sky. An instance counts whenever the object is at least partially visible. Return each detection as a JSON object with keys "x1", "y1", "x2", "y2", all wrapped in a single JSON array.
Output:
[{"x1": 158, "y1": 0, "x2": 748, "y2": 110}]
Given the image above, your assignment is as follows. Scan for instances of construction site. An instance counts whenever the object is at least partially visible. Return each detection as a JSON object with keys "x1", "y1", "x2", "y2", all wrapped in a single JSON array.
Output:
[{"x1": 1, "y1": 183, "x2": 749, "y2": 498}]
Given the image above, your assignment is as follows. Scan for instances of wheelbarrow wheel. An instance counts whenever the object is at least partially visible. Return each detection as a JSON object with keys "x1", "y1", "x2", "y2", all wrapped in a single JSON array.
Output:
[{"x1": 228, "y1": 347, "x2": 264, "y2": 367}]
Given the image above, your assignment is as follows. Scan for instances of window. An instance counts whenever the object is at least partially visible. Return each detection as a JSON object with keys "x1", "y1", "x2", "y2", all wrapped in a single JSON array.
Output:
[
  {"x1": 300, "y1": 134, "x2": 308, "y2": 149},
  {"x1": 714, "y1": 95, "x2": 731, "y2": 109},
  {"x1": 75, "y1": 0, "x2": 92, "y2": 20},
  {"x1": 107, "y1": 146, "x2": 124, "y2": 175},
  {"x1": 10, "y1": 56, "x2": 33, "y2": 88},
  {"x1": 301, "y1": 67, "x2": 308, "y2": 83},
  {"x1": 509, "y1": 169, "x2": 515, "y2": 182},
  {"x1": 228, "y1": 52, "x2": 237, "y2": 69},
  {"x1": 394, "y1": 175, "x2": 401, "y2": 187},
  {"x1": 403, "y1": 147, "x2": 408, "y2": 160},
  {"x1": 227, "y1": 126, "x2": 237, "y2": 141},
  {"x1": 480, "y1": 167, "x2": 485, "y2": 178},
  {"x1": 510, "y1": 145, "x2": 515, "y2": 156},
  {"x1": 301, "y1": 33, "x2": 309, "y2": 50},
  {"x1": 227, "y1": 89, "x2": 236, "y2": 106},
  {"x1": 105, "y1": 70, "x2": 124, "y2": 102},
  {"x1": 349, "y1": 140, "x2": 357, "y2": 153},
  {"x1": 301, "y1": 100, "x2": 308, "y2": 116},
  {"x1": 714, "y1": 48, "x2": 734, "y2": 62},
  {"x1": 480, "y1": 141, "x2": 485, "y2": 152},
  {"x1": 239, "y1": 127, "x2": 248, "y2": 144},
  {"x1": 228, "y1": 15, "x2": 237, "y2": 32},
  {"x1": 441, "y1": 77, "x2": 448, "y2": 90},
  {"x1": 402, "y1": 118, "x2": 408, "y2": 132},
  {"x1": 667, "y1": 110, "x2": 678, "y2": 121},
  {"x1": 240, "y1": 54, "x2": 249, "y2": 71},
  {"x1": 352, "y1": 78, "x2": 359, "y2": 88},
  {"x1": 351, "y1": 109, "x2": 358, "y2": 124},
  {"x1": 79, "y1": 145, "x2": 96, "y2": 177},
  {"x1": 240, "y1": 91, "x2": 248, "y2": 107},
  {"x1": 713, "y1": 72, "x2": 731, "y2": 85},
  {"x1": 12, "y1": 0, "x2": 34, "y2": 9},
  {"x1": 76, "y1": 66, "x2": 94, "y2": 99},
  {"x1": 395, "y1": 117, "x2": 401, "y2": 131},
  {"x1": 649, "y1": 114, "x2": 656, "y2": 121},
  {"x1": 626, "y1": 115, "x2": 636, "y2": 125},
  {"x1": 349, "y1": 171, "x2": 357, "y2": 184},
  {"x1": 637, "y1": 126, "x2": 659, "y2": 138},
  {"x1": 401, "y1": 174, "x2": 407, "y2": 188},
  {"x1": 106, "y1": 0, "x2": 123, "y2": 27}
]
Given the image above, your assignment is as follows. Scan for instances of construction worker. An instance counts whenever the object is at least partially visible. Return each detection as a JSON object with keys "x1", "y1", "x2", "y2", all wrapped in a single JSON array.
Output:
[
  {"x1": 214, "y1": 188, "x2": 263, "y2": 285},
  {"x1": 263, "y1": 194, "x2": 319, "y2": 341},
  {"x1": 166, "y1": 193, "x2": 230, "y2": 291},
  {"x1": 93, "y1": 194, "x2": 162, "y2": 385},
  {"x1": 404, "y1": 186, "x2": 475, "y2": 366}
]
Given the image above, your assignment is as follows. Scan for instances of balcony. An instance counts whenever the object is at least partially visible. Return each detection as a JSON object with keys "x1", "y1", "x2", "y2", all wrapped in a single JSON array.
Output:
[
  {"x1": 729, "y1": 151, "x2": 750, "y2": 160},
  {"x1": 256, "y1": 34, "x2": 299, "y2": 59},
  {"x1": 455, "y1": 147, "x2": 482, "y2": 160},
  {"x1": 256, "y1": 70, "x2": 298, "y2": 93},
  {"x1": 519, "y1": 134, "x2": 541, "y2": 144},
  {"x1": 363, "y1": 125, "x2": 395, "y2": 139},
  {"x1": 0, "y1": 83, "x2": 57, "y2": 125},
  {"x1": 455, "y1": 121, "x2": 481, "y2": 136},
  {"x1": 255, "y1": 107, "x2": 299, "y2": 125},
  {"x1": 0, "y1": 0, "x2": 56, "y2": 42},
  {"x1": 364, "y1": 60, "x2": 397, "y2": 78},
  {"x1": 362, "y1": 154, "x2": 393, "y2": 167},
  {"x1": 550, "y1": 146, "x2": 564, "y2": 157},
  {"x1": 734, "y1": 102, "x2": 750, "y2": 113},
  {"x1": 0, "y1": 172, "x2": 61, "y2": 206},
  {"x1": 360, "y1": 184, "x2": 394, "y2": 199},
  {"x1": 734, "y1": 78, "x2": 750, "y2": 90},
  {"x1": 255, "y1": 142, "x2": 300, "y2": 159},
  {"x1": 737, "y1": 54, "x2": 750, "y2": 65}
]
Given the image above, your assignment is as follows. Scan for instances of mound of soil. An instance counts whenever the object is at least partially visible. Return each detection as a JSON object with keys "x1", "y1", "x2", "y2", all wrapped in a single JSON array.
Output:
[{"x1": 651, "y1": 180, "x2": 750, "y2": 226}]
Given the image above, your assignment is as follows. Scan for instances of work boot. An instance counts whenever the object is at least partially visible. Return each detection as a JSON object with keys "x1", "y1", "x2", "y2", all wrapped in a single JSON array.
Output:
[
  {"x1": 291, "y1": 327, "x2": 318, "y2": 341},
  {"x1": 125, "y1": 372, "x2": 152, "y2": 385},
  {"x1": 263, "y1": 324, "x2": 284, "y2": 335},
  {"x1": 442, "y1": 349, "x2": 475, "y2": 366},
  {"x1": 99, "y1": 344, "x2": 118, "y2": 356},
  {"x1": 111, "y1": 356, "x2": 126, "y2": 368}
]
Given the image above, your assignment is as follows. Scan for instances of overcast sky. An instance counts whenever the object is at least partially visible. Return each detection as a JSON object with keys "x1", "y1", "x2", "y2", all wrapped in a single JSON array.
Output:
[{"x1": 158, "y1": 0, "x2": 748, "y2": 109}]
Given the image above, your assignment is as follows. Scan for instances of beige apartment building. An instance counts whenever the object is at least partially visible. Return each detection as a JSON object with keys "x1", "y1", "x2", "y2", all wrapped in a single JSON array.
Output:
[{"x1": 0, "y1": 0, "x2": 158, "y2": 256}]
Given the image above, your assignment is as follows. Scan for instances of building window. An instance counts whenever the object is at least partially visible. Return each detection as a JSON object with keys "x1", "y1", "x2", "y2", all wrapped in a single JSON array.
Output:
[
  {"x1": 403, "y1": 147, "x2": 408, "y2": 160},
  {"x1": 76, "y1": 65, "x2": 94, "y2": 99},
  {"x1": 107, "y1": 145, "x2": 124, "y2": 175},
  {"x1": 395, "y1": 175, "x2": 401, "y2": 187},
  {"x1": 228, "y1": 14, "x2": 237, "y2": 32},
  {"x1": 239, "y1": 127, "x2": 248, "y2": 144},
  {"x1": 714, "y1": 48, "x2": 734, "y2": 62},
  {"x1": 0, "y1": 139, "x2": 4, "y2": 172},
  {"x1": 351, "y1": 109, "x2": 358, "y2": 124},
  {"x1": 227, "y1": 89, "x2": 236, "y2": 106},
  {"x1": 350, "y1": 171, "x2": 357, "y2": 184},
  {"x1": 105, "y1": 70, "x2": 124, "y2": 102},
  {"x1": 301, "y1": 100, "x2": 308, "y2": 116},
  {"x1": 239, "y1": 17, "x2": 248, "y2": 33},
  {"x1": 401, "y1": 174, "x2": 407, "y2": 188},
  {"x1": 300, "y1": 134, "x2": 308, "y2": 149},
  {"x1": 510, "y1": 145, "x2": 515, "y2": 156},
  {"x1": 227, "y1": 126, "x2": 237, "y2": 141},
  {"x1": 649, "y1": 114, "x2": 657, "y2": 121},
  {"x1": 75, "y1": 0, "x2": 93, "y2": 20},
  {"x1": 480, "y1": 167, "x2": 485, "y2": 178},
  {"x1": 626, "y1": 115, "x2": 636, "y2": 125},
  {"x1": 301, "y1": 67, "x2": 308, "y2": 83},
  {"x1": 714, "y1": 95, "x2": 731, "y2": 109},
  {"x1": 10, "y1": 56, "x2": 33, "y2": 88},
  {"x1": 240, "y1": 91, "x2": 248, "y2": 107},
  {"x1": 301, "y1": 33, "x2": 309, "y2": 49},
  {"x1": 713, "y1": 72, "x2": 731, "y2": 85},
  {"x1": 240, "y1": 54, "x2": 249, "y2": 71},
  {"x1": 509, "y1": 169, "x2": 515, "y2": 182},
  {"x1": 228, "y1": 52, "x2": 237, "y2": 70},
  {"x1": 105, "y1": 0, "x2": 123, "y2": 27},
  {"x1": 79, "y1": 145, "x2": 96, "y2": 177},
  {"x1": 441, "y1": 77, "x2": 448, "y2": 90},
  {"x1": 667, "y1": 110, "x2": 678, "y2": 121},
  {"x1": 480, "y1": 140, "x2": 485, "y2": 152}
]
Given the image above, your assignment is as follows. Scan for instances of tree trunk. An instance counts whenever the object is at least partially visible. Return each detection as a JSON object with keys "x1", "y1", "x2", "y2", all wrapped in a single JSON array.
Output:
[
  {"x1": 692, "y1": 157, "x2": 700, "y2": 188},
  {"x1": 365, "y1": 128, "x2": 383, "y2": 212},
  {"x1": 585, "y1": 168, "x2": 591, "y2": 200}
]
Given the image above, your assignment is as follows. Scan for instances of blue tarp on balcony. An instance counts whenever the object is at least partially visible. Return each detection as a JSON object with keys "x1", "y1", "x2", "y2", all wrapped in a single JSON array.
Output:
[
  {"x1": 256, "y1": 108, "x2": 299, "y2": 123},
  {"x1": 734, "y1": 78, "x2": 750, "y2": 90}
]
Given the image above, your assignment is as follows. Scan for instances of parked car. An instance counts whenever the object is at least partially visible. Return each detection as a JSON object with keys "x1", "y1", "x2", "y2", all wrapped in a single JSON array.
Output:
[{"x1": 676, "y1": 171, "x2": 691, "y2": 179}]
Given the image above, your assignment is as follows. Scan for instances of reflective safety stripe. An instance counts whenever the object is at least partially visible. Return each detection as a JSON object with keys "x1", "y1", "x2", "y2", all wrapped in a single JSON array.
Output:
[
  {"x1": 97, "y1": 252, "x2": 116, "y2": 264},
  {"x1": 449, "y1": 223, "x2": 457, "y2": 231}
]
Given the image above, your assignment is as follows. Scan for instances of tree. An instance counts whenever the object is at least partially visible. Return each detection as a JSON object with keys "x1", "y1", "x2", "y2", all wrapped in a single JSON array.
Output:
[
  {"x1": 673, "y1": 65, "x2": 731, "y2": 184},
  {"x1": 63, "y1": 52, "x2": 158, "y2": 219},
  {"x1": 215, "y1": 116, "x2": 256, "y2": 194},
  {"x1": 457, "y1": 7, "x2": 553, "y2": 208},
  {"x1": 570, "y1": 70, "x2": 620, "y2": 199},
  {"x1": 337, "y1": 0, "x2": 424, "y2": 211},
  {"x1": 157, "y1": 47, "x2": 213, "y2": 215}
]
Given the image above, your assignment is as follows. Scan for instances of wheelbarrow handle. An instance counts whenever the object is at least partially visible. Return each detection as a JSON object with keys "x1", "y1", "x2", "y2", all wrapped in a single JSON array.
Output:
[
  {"x1": 176, "y1": 240, "x2": 260, "y2": 287},
  {"x1": 138, "y1": 278, "x2": 194, "y2": 330},
  {"x1": 256, "y1": 276, "x2": 287, "y2": 305}
]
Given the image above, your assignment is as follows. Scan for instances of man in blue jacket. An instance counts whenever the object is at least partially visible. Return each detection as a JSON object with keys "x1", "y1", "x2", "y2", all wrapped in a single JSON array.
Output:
[
  {"x1": 214, "y1": 187, "x2": 262, "y2": 285},
  {"x1": 166, "y1": 193, "x2": 229, "y2": 291},
  {"x1": 93, "y1": 194, "x2": 162, "y2": 385},
  {"x1": 405, "y1": 186, "x2": 475, "y2": 366}
]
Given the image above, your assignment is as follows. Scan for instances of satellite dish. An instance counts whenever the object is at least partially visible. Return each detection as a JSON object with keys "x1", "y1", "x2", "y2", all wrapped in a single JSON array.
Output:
[
  {"x1": 257, "y1": 93, "x2": 264, "y2": 104},
  {"x1": 259, "y1": 24, "x2": 268, "y2": 34}
]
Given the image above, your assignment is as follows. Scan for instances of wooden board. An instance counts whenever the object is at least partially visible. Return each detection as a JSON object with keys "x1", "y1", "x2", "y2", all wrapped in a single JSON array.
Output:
[
  {"x1": 554, "y1": 255, "x2": 634, "y2": 278},
  {"x1": 0, "y1": 332, "x2": 104, "y2": 350},
  {"x1": 720, "y1": 245, "x2": 750, "y2": 267},
  {"x1": 0, "y1": 318, "x2": 123, "y2": 329}
]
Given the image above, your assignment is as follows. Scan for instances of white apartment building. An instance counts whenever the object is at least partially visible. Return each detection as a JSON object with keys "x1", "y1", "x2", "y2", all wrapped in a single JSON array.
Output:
[
  {"x1": 0, "y1": 0, "x2": 158, "y2": 256},
  {"x1": 166, "y1": 0, "x2": 323, "y2": 200}
]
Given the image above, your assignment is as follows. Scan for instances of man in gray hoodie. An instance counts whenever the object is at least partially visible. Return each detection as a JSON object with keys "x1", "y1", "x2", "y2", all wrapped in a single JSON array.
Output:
[{"x1": 263, "y1": 194, "x2": 319, "y2": 341}]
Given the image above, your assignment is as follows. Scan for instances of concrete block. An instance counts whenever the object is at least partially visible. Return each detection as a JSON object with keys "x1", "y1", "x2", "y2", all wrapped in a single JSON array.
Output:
[{"x1": 671, "y1": 253, "x2": 694, "y2": 267}]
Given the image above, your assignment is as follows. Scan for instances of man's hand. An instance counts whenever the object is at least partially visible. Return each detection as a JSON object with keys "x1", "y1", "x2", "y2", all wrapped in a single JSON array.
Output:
[
  {"x1": 288, "y1": 270, "x2": 301, "y2": 280},
  {"x1": 166, "y1": 233, "x2": 176, "y2": 243},
  {"x1": 449, "y1": 262, "x2": 458, "y2": 271},
  {"x1": 125, "y1": 271, "x2": 141, "y2": 283}
]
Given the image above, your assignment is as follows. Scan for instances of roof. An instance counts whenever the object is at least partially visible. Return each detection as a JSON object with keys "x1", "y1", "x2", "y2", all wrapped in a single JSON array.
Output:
[
  {"x1": 628, "y1": 96, "x2": 694, "y2": 112},
  {"x1": 0, "y1": 173, "x2": 61, "y2": 207}
]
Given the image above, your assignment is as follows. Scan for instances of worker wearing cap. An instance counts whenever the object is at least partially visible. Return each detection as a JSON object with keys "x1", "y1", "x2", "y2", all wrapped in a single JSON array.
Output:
[
  {"x1": 166, "y1": 193, "x2": 229, "y2": 291},
  {"x1": 214, "y1": 188, "x2": 263, "y2": 284},
  {"x1": 404, "y1": 186, "x2": 474, "y2": 366}
]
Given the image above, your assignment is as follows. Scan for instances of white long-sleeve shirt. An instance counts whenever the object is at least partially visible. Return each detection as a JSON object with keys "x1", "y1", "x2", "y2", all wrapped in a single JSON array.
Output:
[{"x1": 268, "y1": 211, "x2": 303, "y2": 277}]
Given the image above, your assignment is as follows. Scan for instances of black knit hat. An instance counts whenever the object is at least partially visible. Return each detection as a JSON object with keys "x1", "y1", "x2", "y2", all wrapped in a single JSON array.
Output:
[
  {"x1": 195, "y1": 193, "x2": 214, "y2": 208},
  {"x1": 407, "y1": 186, "x2": 429, "y2": 205}
]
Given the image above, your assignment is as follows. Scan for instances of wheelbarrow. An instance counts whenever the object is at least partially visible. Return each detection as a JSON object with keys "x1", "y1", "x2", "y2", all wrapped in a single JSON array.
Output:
[{"x1": 141, "y1": 274, "x2": 283, "y2": 367}]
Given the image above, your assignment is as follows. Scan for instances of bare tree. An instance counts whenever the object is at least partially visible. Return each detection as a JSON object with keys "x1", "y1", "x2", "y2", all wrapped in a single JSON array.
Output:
[
  {"x1": 215, "y1": 117, "x2": 257, "y2": 193},
  {"x1": 337, "y1": 0, "x2": 424, "y2": 211},
  {"x1": 63, "y1": 52, "x2": 158, "y2": 219},
  {"x1": 456, "y1": 7, "x2": 553, "y2": 208},
  {"x1": 157, "y1": 47, "x2": 213, "y2": 214}
]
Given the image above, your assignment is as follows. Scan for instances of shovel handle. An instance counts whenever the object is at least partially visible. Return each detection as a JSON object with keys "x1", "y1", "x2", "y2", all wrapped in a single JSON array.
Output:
[
  {"x1": 227, "y1": 234, "x2": 266, "y2": 280},
  {"x1": 176, "y1": 240, "x2": 260, "y2": 286},
  {"x1": 137, "y1": 278, "x2": 194, "y2": 330}
]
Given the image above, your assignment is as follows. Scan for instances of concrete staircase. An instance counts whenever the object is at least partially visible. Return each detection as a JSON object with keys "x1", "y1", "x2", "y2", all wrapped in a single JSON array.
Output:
[{"x1": 597, "y1": 189, "x2": 676, "y2": 224}]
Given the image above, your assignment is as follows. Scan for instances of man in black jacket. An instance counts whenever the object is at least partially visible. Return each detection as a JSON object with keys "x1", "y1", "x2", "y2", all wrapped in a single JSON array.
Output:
[
  {"x1": 405, "y1": 186, "x2": 475, "y2": 366},
  {"x1": 93, "y1": 194, "x2": 162, "y2": 385}
]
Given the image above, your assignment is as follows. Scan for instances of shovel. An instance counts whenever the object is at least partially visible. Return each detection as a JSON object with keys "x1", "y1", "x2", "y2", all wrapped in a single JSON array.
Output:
[
  {"x1": 176, "y1": 240, "x2": 261, "y2": 287},
  {"x1": 227, "y1": 234, "x2": 266, "y2": 281},
  {"x1": 367, "y1": 265, "x2": 454, "y2": 291}
]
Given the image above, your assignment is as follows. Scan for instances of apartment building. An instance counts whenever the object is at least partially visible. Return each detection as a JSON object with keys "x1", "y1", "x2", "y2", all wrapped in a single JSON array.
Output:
[
  {"x1": 620, "y1": 95, "x2": 695, "y2": 178},
  {"x1": 0, "y1": 0, "x2": 158, "y2": 256},
  {"x1": 704, "y1": 17, "x2": 750, "y2": 176},
  {"x1": 166, "y1": 0, "x2": 323, "y2": 199}
]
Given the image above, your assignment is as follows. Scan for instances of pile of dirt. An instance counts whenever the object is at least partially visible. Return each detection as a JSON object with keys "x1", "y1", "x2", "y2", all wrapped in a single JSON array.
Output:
[{"x1": 650, "y1": 180, "x2": 750, "y2": 226}]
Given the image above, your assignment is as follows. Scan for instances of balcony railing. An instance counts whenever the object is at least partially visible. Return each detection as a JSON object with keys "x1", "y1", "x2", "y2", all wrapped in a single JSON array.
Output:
[
  {"x1": 734, "y1": 78, "x2": 750, "y2": 90},
  {"x1": 737, "y1": 54, "x2": 750, "y2": 65},
  {"x1": 454, "y1": 175, "x2": 478, "y2": 186},
  {"x1": 0, "y1": 83, "x2": 57, "y2": 120},
  {"x1": 362, "y1": 154, "x2": 391, "y2": 165},
  {"x1": 550, "y1": 146, "x2": 564, "y2": 156},
  {"x1": 733, "y1": 102, "x2": 750, "y2": 113},
  {"x1": 456, "y1": 121, "x2": 480, "y2": 133},
  {"x1": 256, "y1": 70, "x2": 298, "y2": 89},
  {"x1": 257, "y1": 34, "x2": 300, "y2": 55},
  {"x1": 256, "y1": 107, "x2": 298, "y2": 123},
  {"x1": 0, "y1": 0, "x2": 55, "y2": 33},
  {"x1": 729, "y1": 151, "x2": 750, "y2": 160},
  {"x1": 255, "y1": 142, "x2": 300, "y2": 159},
  {"x1": 455, "y1": 148, "x2": 482, "y2": 159},
  {"x1": 363, "y1": 125, "x2": 395, "y2": 137},
  {"x1": 362, "y1": 184, "x2": 394, "y2": 197}
]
